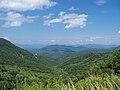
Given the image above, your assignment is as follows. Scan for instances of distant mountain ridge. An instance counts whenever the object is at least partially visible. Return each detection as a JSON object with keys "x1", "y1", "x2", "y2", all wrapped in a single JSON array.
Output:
[
  {"x1": 30, "y1": 45, "x2": 93, "y2": 62},
  {"x1": 40, "y1": 45, "x2": 91, "y2": 52},
  {"x1": 17, "y1": 44, "x2": 119, "y2": 50},
  {"x1": 30, "y1": 44, "x2": 120, "y2": 63},
  {"x1": 30, "y1": 44, "x2": 120, "y2": 54}
]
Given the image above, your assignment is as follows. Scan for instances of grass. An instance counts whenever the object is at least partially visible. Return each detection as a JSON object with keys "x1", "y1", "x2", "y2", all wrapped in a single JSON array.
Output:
[{"x1": 16, "y1": 74, "x2": 120, "y2": 90}]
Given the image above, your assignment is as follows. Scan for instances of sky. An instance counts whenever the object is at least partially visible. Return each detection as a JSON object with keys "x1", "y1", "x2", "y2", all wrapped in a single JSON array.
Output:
[{"x1": 0, "y1": 0, "x2": 120, "y2": 45}]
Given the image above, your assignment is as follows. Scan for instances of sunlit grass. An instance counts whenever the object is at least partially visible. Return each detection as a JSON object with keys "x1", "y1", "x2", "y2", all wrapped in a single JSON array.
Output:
[{"x1": 17, "y1": 74, "x2": 120, "y2": 90}]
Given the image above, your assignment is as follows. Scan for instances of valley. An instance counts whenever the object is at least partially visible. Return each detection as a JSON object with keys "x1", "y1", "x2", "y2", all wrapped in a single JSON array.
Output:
[{"x1": 0, "y1": 38, "x2": 120, "y2": 90}]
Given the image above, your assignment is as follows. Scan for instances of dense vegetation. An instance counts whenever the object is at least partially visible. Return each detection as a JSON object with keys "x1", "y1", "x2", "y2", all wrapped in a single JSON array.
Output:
[{"x1": 0, "y1": 38, "x2": 120, "y2": 90}]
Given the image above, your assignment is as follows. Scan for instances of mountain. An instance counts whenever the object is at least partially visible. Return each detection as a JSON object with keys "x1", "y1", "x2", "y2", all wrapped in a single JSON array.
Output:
[
  {"x1": 0, "y1": 38, "x2": 53, "y2": 73},
  {"x1": 0, "y1": 38, "x2": 57, "y2": 89},
  {"x1": 30, "y1": 45, "x2": 92, "y2": 63},
  {"x1": 39, "y1": 45, "x2": 91, "y2": 52},
  {"x1": 61, "y1": 52, "x2": 109, "y2": 75},
  {"x1": 0, "y1": 38, "x2": 120, "y2": 89},
  {"x1": 17, "y1": 44, "x2": 119, "y2": 50},
  {"x1": 109, "y1": 45, "x2": 120, "y2": 51},
  {"x1": 30, "y1": 44, "x2": 120, "y2": 63},
  {"x1": 30, "y1": 44, "x2": 120, "y2": 55},
  {"x1": 60, "y1": 48, "x2": 120, "y2": 79}
]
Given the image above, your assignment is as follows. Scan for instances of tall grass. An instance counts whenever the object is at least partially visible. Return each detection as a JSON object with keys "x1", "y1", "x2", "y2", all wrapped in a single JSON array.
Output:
[
  {"x1": 17, "y1": 74, "x2": 120, "y2": 90},
  {"x1": 75, "y1": 74, "x2": 120, "y2": 90}
]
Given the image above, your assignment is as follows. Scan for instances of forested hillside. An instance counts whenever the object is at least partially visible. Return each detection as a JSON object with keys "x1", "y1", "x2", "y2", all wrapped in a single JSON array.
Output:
[
  {"x1": 0, "y1": 38, "x2": 120, "y2": 90},
  {"x1": 0, "y1": 38, "x2": 54, "y2": 72}
]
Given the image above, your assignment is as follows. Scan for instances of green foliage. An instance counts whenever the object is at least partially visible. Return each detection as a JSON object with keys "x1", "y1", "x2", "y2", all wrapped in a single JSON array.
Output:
[
  {"x1": 14, "y1": 74, "x2": 120, "y2": 90},
  {"x1": 107, "y1": 49, "x2": 120, "y2": 74},
  {"x1": 75, "y1": 74, "x2": 120, "y2": 90},
  {"x1": 0, "y1": 38, "x2": 120, "y2": 90}
]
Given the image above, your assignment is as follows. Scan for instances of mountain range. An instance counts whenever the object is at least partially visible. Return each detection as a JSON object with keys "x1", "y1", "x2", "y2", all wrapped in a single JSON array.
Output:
[{"x1": 0, "y1": 38, "x2": 120, "y2": 90}]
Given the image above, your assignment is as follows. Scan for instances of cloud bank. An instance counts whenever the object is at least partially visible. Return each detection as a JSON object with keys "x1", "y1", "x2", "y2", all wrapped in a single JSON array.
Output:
[
  {"x1": 44, "y1": 12, "x2": 88, "y2": 29},
  {"x1": 0, "y1": 0, "x2": 56, "y2": 11},
  {"x1": 0, "y1": 12, "x2": 38, "y2": 28}
]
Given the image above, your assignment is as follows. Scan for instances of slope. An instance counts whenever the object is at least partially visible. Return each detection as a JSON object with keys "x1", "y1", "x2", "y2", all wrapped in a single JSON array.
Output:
[{"x1": 0, "y1": 38, "x2": 53, "y2": 73}]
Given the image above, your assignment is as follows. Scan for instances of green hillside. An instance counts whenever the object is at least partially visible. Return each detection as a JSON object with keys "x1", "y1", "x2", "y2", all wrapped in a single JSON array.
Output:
[
  {"x1": 0, "y1": 38, "x2": 120, "y2": 90},
  {"x1": 0, "y1": 38, "x2": 56, "y2": 89},
  {"x1": 0, "y1": 38, "x2": 54, "y2": 72},
  {"x1": 61, "y1": 52, "x2": 108, "y2": 76}
]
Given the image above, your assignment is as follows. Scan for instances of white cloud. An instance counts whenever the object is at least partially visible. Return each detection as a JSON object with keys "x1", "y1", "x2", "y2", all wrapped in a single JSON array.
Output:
[
  {"x1": 44, "y1": 12, "x2": 88, "y2": 29},
  {"x1": 43, "y1": 13, "x2": 54, "y2": 19},
  {"x1": 69, "y1": 6, "x2": 79, "y2": 11},
  {"x1": 59, "y1": 11, "x2": 66, "y2": 16},
  {"x1": 89, "y1": 39, "x2": 94, "y2": 42},
  {"x1": 1, "y1": 12, "x2": 38, "y2": 28},
  {"x1": 50, "y1": 39, "x2": 56, "y2": 42},
  {"x1": 118, "y1": 30, "x2": 120, "y2": 34},
  {"x1": 96, "y1": 0, "x2": 107, "y2": 5},
  {"x1": 0, "y1": 0, "x2": 56, "y2": 11}
]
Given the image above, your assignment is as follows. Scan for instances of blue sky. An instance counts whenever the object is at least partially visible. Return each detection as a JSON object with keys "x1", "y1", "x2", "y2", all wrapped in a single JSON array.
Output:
[{"x1": 0, "y1": 0, "x2": 120, "y2": 45}]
